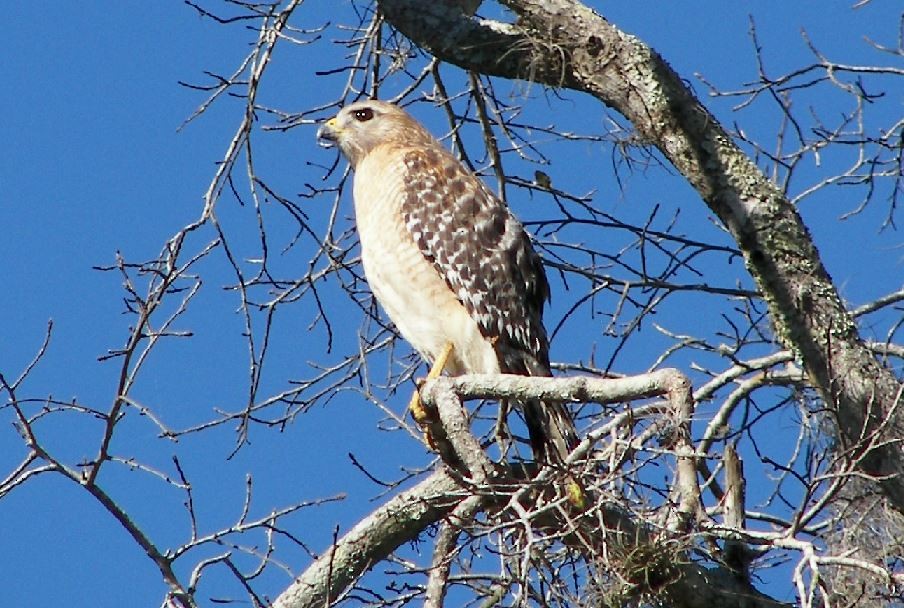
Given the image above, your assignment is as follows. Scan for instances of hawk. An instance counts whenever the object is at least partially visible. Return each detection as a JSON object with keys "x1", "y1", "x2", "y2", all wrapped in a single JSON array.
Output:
[{"x1": 317, "y1": 100, "x2": 577, "y2": 465}]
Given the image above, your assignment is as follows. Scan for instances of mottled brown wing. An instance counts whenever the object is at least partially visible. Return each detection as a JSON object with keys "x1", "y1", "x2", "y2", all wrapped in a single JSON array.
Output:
[
  {"x1": 398, "y1": 145, "x2": 578, "y2": 463},
  {"x1": 398, "y1": 146, "x2": 551, "y2": 375}
]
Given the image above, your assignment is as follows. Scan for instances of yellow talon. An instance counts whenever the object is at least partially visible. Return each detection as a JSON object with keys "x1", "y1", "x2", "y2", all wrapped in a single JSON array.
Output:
[
  {"x1": 566, "y1": 479, "x2": 587, "y2": 510},
  {"x1": 408, "y1": 341, "x2": 454, "y2": 425}
]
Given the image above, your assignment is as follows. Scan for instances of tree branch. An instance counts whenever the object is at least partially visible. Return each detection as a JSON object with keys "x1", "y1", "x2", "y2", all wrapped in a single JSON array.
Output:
[
  {"x1": 419, "y1": 372, "x2": 786, "y2": 608},
  {"x1": 274, "y1": 370, "x2": 790, "y2": 608},
  {"x1": 272, "y1": 469, "x2": 466, "y2": 608}
]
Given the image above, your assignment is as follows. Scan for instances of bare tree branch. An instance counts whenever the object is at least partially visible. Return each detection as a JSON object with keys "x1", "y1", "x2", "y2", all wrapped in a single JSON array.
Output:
[{"x1": 272, "y1": 469, "x2": 465, "y2": 608}]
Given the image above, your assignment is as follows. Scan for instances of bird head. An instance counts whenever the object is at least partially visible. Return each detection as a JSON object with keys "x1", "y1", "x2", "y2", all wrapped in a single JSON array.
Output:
[{"x1": 317, "y1": 100, "x2": 433, "y2": 168}]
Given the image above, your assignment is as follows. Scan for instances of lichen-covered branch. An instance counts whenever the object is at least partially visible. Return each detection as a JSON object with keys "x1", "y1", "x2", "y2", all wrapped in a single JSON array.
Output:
[{"x1": 272, "y1": 469, "x2": 466, "y2": 608}]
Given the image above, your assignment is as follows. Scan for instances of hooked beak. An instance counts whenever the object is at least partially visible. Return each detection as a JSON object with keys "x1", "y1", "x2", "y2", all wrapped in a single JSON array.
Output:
[{"x1": 316, "y1": 117, "x2": 341, "y2": 148}]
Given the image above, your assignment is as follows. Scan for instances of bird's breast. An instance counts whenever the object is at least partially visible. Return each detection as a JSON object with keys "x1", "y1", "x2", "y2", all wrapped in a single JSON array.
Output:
[{"x1": 352, "y1": 154, "x2": 499, "y2": 375}]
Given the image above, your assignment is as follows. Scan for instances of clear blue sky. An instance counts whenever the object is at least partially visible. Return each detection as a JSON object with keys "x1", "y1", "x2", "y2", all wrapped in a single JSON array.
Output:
[{"x1": 1, "y1": 2, "x2": 900, "y2": 606}]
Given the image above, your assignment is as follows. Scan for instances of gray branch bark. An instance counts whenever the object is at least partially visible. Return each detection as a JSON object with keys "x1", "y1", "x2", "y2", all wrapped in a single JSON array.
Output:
[
  {"x1": 377, "y1": 0, "x2": 904, "y2": 508},
  {"x1": 272, "y1": 469, "x2": 465, "y2": 608}
]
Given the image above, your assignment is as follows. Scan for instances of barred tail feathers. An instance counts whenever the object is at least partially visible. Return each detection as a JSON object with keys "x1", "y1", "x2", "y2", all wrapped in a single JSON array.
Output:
[{"x1": 523, "y1": 398, "x2": 578, "y2": 464}]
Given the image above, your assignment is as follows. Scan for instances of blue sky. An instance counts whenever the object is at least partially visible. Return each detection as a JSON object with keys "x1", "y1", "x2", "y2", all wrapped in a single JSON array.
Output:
[{"x1": 2, "y1": 2, "x2": 901, "y2": 606}]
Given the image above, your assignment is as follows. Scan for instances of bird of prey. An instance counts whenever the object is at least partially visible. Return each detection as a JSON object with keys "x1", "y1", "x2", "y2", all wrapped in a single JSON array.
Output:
[{"x1": 317, "y1": 100, "x2": 577, "y2": 466}]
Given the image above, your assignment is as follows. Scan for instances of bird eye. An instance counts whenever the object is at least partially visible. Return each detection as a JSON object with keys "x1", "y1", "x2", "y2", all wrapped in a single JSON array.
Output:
[{"x1": 353, "y1": 108, "x2": 374, "y2": 122}]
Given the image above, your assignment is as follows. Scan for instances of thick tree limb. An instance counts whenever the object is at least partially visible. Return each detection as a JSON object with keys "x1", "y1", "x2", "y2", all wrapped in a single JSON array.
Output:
[
  {"x1": 271, "y1": 469, "x2": 466, "y2": 608},
  {"x1": 378, "y1": 0, "x2": 904, "y2": 508},
  {"x1": 422, "y1": 368, "x2": 690, "y2": 404}
]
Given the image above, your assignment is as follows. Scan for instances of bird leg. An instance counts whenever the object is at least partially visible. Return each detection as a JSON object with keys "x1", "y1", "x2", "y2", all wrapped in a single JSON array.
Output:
[{"x1": 408, "y1": 341, "x2": 454, "y2": 428}]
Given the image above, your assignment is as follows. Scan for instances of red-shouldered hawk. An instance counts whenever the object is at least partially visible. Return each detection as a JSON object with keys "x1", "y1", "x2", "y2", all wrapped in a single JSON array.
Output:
[{"x1": 317, "y1": 100, "x2": 577, "y2": 465}]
